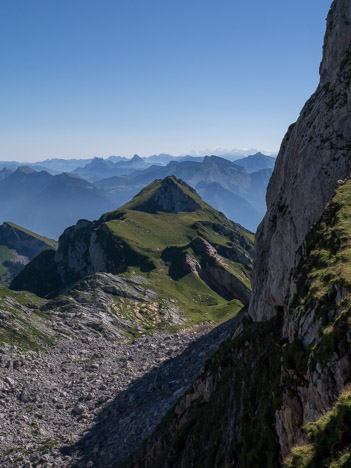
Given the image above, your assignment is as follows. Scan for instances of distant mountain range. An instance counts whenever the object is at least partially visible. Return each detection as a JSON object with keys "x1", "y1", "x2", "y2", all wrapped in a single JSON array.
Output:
[
  {"x1": 185, "y1": 148, "x2": 277, "y2": 159},
  {"x1": 234, "y1": 152, "x2": 276, "y2": 173},
  {"x1": 0, "y1": 151, "x2": 275, "y2": 175},
  {"x1": 95, "y1": 154, "x2": 274, "y2": 230},
  {"x1": 0, "y1": 167, "x2": 114, "y2": 238},
  {"x1": 0, "y1": 153, "x2": 275, "y2": 237},
  {"x1": 73, "y1": 155, "x2": 151, "y2": 182}
]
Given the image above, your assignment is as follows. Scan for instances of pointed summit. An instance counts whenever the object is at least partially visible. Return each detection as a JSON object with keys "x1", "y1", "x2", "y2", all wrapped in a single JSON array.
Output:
[
  {"x1": 15, "y1": 166, "x2": 35, "y2": 174},
  {"x1": 123, "y1": 176, "x2": 202, "y2": 213},
  {"x1": 131, "y1": 154, "x2": 143, "y2": 162}
]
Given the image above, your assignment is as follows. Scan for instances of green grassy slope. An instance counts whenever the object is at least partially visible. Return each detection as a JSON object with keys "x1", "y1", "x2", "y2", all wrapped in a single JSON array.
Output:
[
  {"x1": 0, "y1": 288, "x2": 53, "y2": 351},
  {"x1": 285, "y1": 388, "x2": 351, "y2": 468},
  {"x1": 12, "y1": 177, "x2": 254, "y2": 329},
  {"x1": 282, "y1": 180, "x2": 351, "y2": 467}
]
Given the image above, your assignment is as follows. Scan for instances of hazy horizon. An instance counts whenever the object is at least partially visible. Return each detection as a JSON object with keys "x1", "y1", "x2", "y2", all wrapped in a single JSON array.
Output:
[
  {"x1": 1, "y1": 0, "x2": 331, "y2": 162},
  {"x1": 3, "y1": 147, "x2": 277, "y2": 164}
]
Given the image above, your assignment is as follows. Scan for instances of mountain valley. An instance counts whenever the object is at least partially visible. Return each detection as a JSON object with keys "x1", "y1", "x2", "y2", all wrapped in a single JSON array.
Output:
[
  {"x1": 1, "y1": 0, "x2": 350, "y2": 467},
  {"x1": 0, "y1": 177, "x2": 254, "y2": 466}
]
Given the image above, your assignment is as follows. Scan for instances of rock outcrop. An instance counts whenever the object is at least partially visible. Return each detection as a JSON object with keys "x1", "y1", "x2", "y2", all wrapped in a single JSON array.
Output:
[
  {"x1": 188, "y1": 237, "x2": 251, "y2": 304},
  {"x1": 249, "y1": 0, "x2": 351, "y2": 321},
  {"x1": 147, "y1": 177, "x2": 201, "y2": 213}
]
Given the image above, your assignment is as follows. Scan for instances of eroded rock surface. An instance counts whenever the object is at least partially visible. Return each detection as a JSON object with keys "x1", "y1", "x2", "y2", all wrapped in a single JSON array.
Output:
[
  {"x1": 249, "y1": 0, "x2": 351, "y2": 321},
  {"x1": 148, "y1": 177, "x2": 201, "y2": 213}
]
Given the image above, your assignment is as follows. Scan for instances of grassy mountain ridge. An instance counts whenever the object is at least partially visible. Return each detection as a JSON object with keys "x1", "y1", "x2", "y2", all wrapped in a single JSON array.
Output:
[
  {"x1": 11, "y1": 177, "x2": 254, "y2": 330},
  {"x1": 1, "y1": 222, "x2": 57, "y2": 249},
  {"x1": 0, "y1": 155, "x2": 271, "y2": 236}
]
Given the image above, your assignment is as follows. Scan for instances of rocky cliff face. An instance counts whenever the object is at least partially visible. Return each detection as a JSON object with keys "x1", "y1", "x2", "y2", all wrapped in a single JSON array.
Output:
[
  {"x1": 148, "y1": 177, "x2": 201, "y2": 213},
  {"x1": 177, "y1": 237, "x2": 251, "y2": 304},
  {"x1": 249, "y1": 0, "x2": 351, "y2": 322},
  {"x1": 130, "y1": 183, "x2": 351, "y2": 467},
  {"x1": 128, "y1": 1, "x2": 351, "y2": 466}
]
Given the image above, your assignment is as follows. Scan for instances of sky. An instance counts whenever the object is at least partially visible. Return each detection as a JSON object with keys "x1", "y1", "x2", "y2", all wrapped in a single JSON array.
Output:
[{"x1": 0, "y1": 0, "x2": 332, "y2": 162}]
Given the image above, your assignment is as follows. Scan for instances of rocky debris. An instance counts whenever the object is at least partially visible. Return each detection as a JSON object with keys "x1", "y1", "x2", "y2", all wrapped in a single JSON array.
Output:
[
  {"x1": 249, "y1": 0, "x2": 351, "y2": 322},
  {"x1": 2, "y1": 273, "x2": 185, "y2": 352},
  {"x1": 47, "y1": 272, "x2": 185, "y2": 341},
  {"x1": 0, "y1": 317, "x2": 235, "y2": 467},
  {"x1": 72, "y1": 272, "x2": 158, "y2": 302}
]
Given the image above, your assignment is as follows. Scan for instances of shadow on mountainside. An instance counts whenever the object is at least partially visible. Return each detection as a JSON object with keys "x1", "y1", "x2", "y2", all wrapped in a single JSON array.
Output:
[{"x1": 62, "y1": 317, "x2": 239, "y2": 468}]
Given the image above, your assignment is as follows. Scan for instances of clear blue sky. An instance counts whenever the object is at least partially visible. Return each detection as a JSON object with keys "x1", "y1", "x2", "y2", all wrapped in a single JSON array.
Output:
[{"x1": 0, "y1": 0, "x2": 332, "y2": 161}]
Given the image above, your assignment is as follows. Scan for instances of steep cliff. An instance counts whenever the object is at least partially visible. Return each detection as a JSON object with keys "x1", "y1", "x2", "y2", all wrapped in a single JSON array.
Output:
[
  {"x1": 130, "y1": 174, "x2": 351, "y2": 468},
  {"x1": 250, "y1": 0, "x2": 351, "y2": 322},
  {"x1": 128, "y1": 1, "x2": 351, "y2": 466}
]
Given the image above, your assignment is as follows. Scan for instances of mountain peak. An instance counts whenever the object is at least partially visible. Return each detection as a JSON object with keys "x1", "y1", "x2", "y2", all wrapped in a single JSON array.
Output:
[
  {"x1": 15, "y1": 166, "x2": 35, "y2": 174},
  {"x1": 123, "y1": 176, "x2": 202, "y2": 214},
  {"x1": 203, "y1": 155, "x2": 238, "y2": 166},
  {"x1": 132, "y1": 154, "x2": 143, "y2": 161}
]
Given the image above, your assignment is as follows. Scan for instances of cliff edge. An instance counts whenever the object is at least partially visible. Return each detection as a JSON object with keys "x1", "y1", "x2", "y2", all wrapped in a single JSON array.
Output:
[{"x1": 249, "y1": 0, "x2": 351, "y2": 321}]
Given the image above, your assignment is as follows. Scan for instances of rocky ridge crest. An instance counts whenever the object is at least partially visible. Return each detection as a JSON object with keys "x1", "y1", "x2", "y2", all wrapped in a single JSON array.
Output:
[{"x1": 146, "y1": 176, "x2": 200, "y2": 213}]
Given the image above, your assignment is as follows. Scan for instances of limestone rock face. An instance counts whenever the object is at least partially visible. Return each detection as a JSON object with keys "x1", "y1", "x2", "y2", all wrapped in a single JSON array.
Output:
[
  {"x1": 249, "y1": 0, "x2": 351, "y2": 321},
  {"x1": 181, "y1": 237, "x2": 251, "y2": 304},
  {"x1": 320, "y1": 0, "x2": 351, "y2": 86}
]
